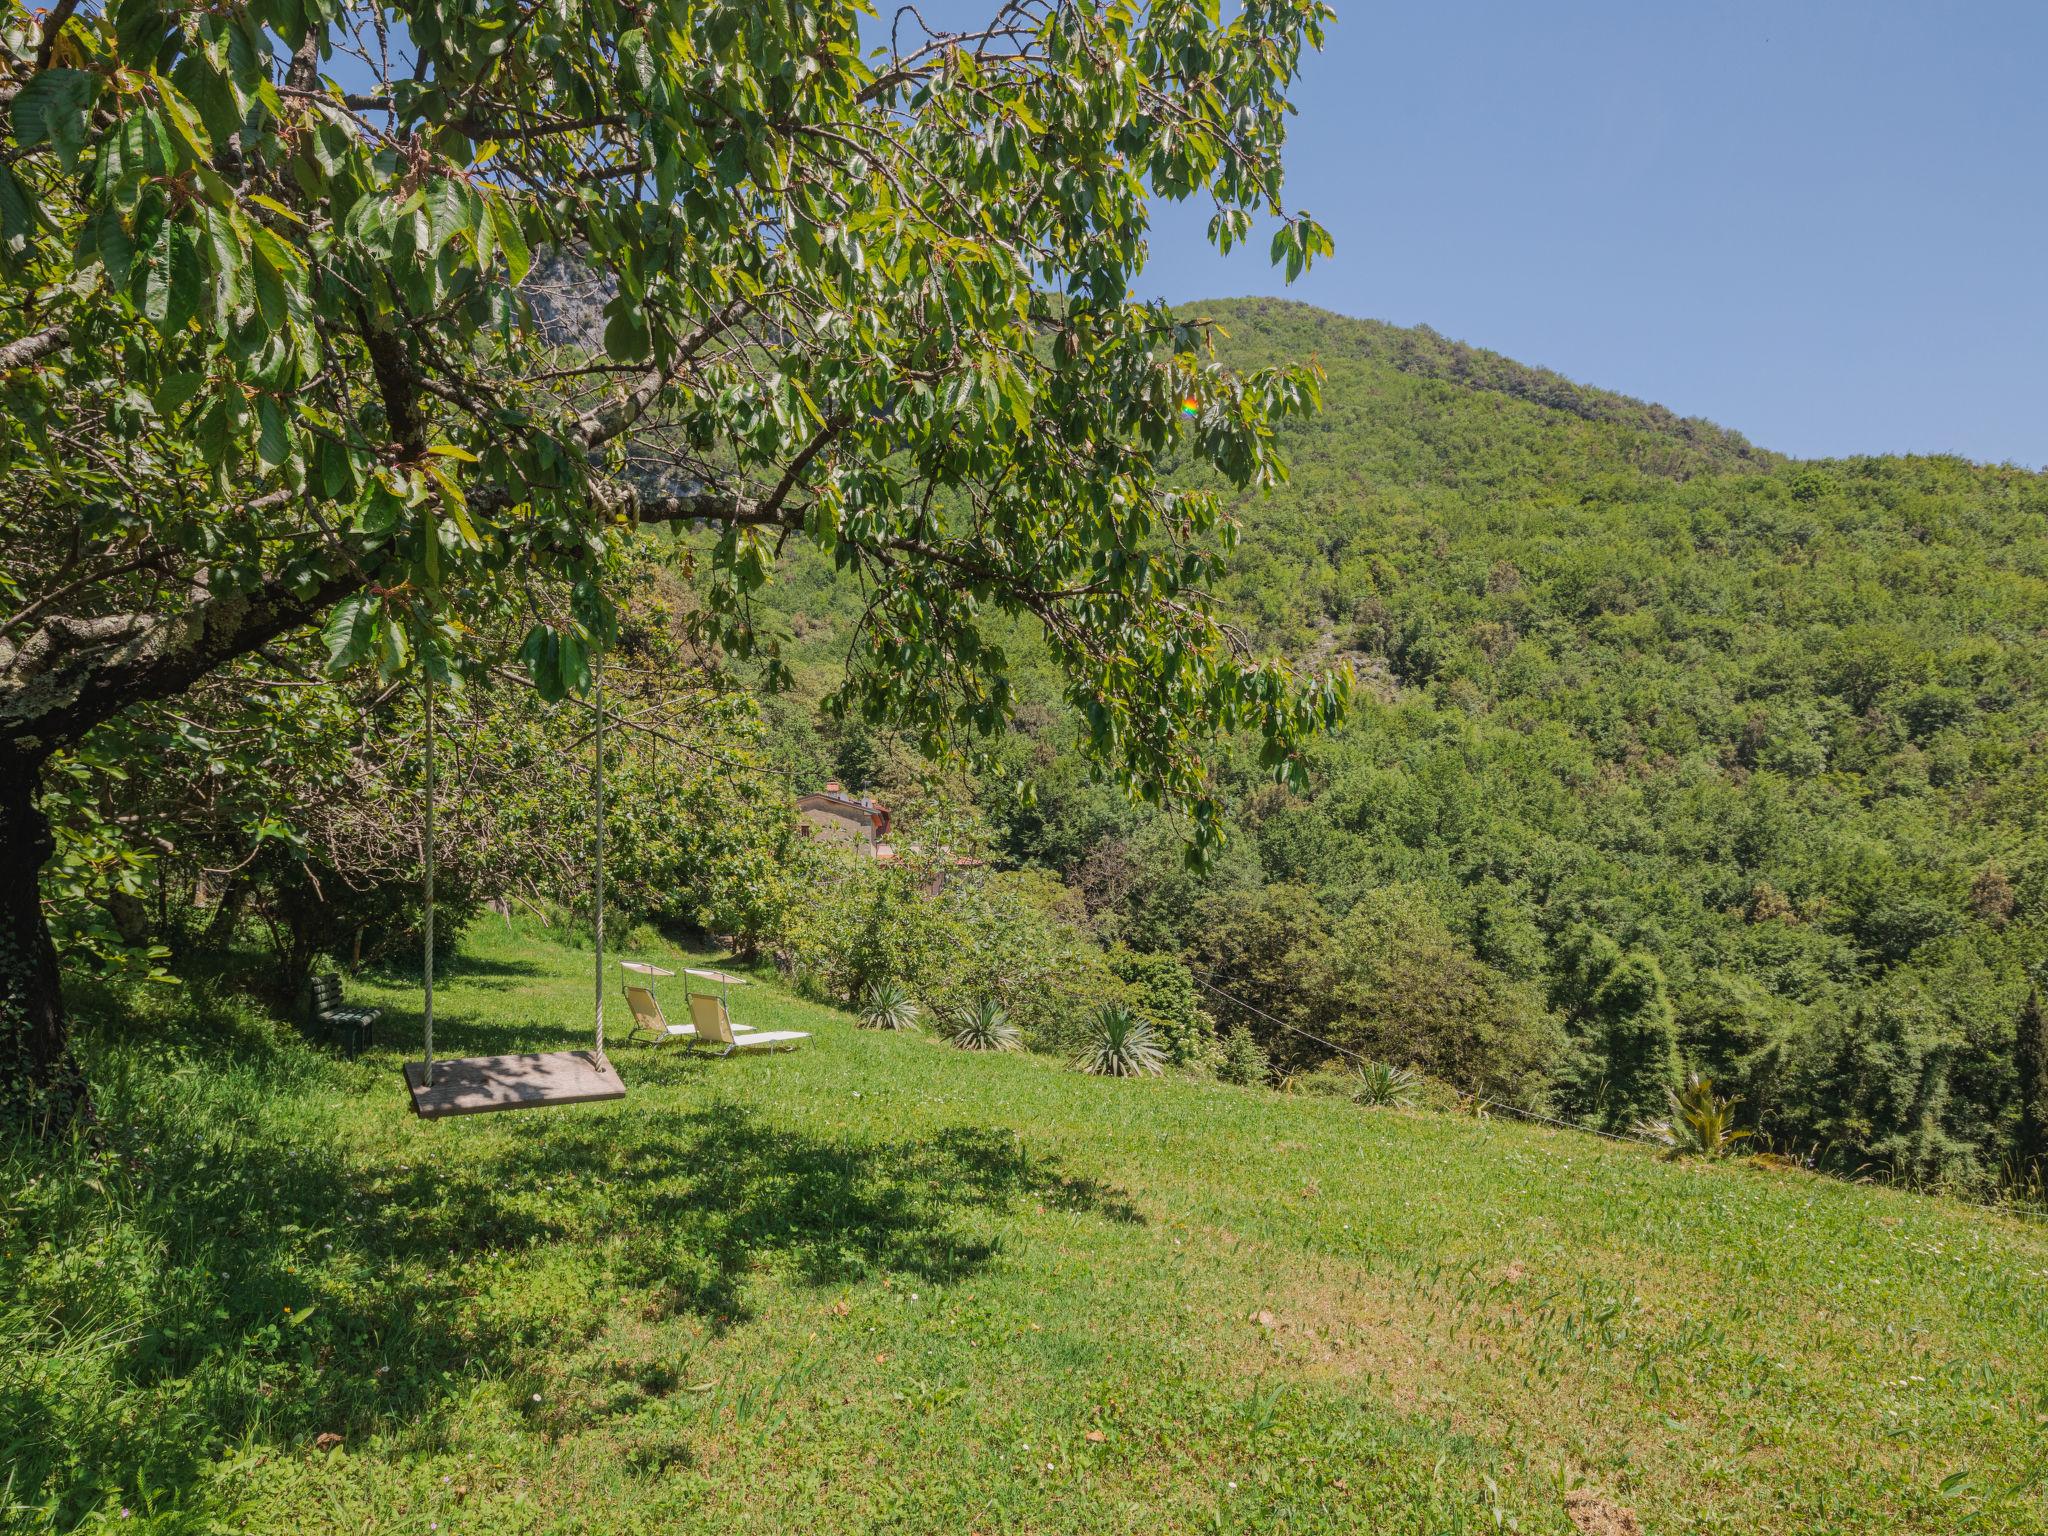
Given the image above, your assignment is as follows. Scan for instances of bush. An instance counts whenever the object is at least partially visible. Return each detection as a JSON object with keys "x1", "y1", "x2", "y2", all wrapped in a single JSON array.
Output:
[
  {"x1": 1105, "y1": 945, "x2": 1220, "y2": 1073},
  {"x1": 1634, "y1": 1073, "x2": 1751, "y2": 1159},
  {"x1": 2019, "y1": 988, "x2": 2048, "y2": 1183},
  {"x1": 1076, "y1": 1005, "x2": 1164, "y2": 1078},
  {"x1": 1551, "y1": 926, "x2": 1681, "y2": 1131},
  {"x1": 787, "y1": 859, "x2": 1124, "y2": 1051},
  {"x1": 1349, "y1": 1060, "x2": 1420, "y2": 1108},
  {"x1": 1216, "y1": 1025, "x2": 1271, "y2": 1087},
  {"x1": 1187, "y1": 884, "x2": 1334, "y2": 1072},
  {"x1": 1778, "y1": 977, "x2": 1984, "y2": 1187},
  {"x1": 785, "y1": 853, "x2": 952, "y2": 1004},
  {"x1": 952, "y1": 999, "x2": 1021, "y2": 1052},
  {"x1": 1306, "y1": 886, "x2": 1562, "y2": 1106},
  {"x1": 856, "y1": 979, "x2": 921, "y2": 1031},
  {"x1": 923, "y1": 869, "x2": 1112, "y2": 1052}
]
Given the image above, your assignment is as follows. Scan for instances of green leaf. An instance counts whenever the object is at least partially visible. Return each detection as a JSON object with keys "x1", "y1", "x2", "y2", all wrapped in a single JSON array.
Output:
[
  {"x1": 143, "y1": 220, "x2": 204, "y2": 338},
  {"x1": 154, "y1": 74, "x2": 215, "y2": 166},
  {"x1": 247, "y1": 193, "x2": 307, "y2": 226},
  {"x1": 91, "y1": 207, "x2": 136, "y2": 287},
  {"x1": 246, "y1": 218, "x2": 306, "y2": 279},
  {"x1": 602, "y1": 301, "x2": 650, "y2": 363},
  {"x1": 618, "y1": 29, "x2": 655, "y2": 92},
  {"x1": 314, "y1": 437, "x2": 358, "y2": 500},
  {"x1": 419, "y1": 504, "x2": 441, "y2": 586},
  {"x1": 423, "y1": 178, "x2": 470, "y2": 253},
  {"x1": 485, "y1": 193, "x2": 530, "y2": 283},
  {"x1": 322, "y1": 595, "x2": 376, "y2": 671},
  {"x1": 191, "y1": 396, "x2": 238, "y2": 463},
  {"x1": 251, "y1": 243, "x2": 288, "y2": 329},
  {"x1": 171, "y1": 53, "x2": 243, "y2": 145},
  {"x1": 152, "y1": 370, "x2": 207, "y2": 415},
  {"x1": 556, "y1": 631, "x2": 592, "y2": 697},
  {"x1": 0, "y1": 165, "x2": 38, "y2": 265},
  {"x1": 255, "y1": 394, "x2": 291, "y2": 466},
  {"x1": 11, "y1": 69, "x2": 100, "y2": 173},
  {"x1": 520, "y1": 626, "x2": 564, "y2": 701}
]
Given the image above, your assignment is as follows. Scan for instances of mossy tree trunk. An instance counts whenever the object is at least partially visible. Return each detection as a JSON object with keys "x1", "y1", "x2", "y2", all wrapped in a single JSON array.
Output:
[{"x1": 0, "y1": 763, "x2": 81, "y2": 1133}]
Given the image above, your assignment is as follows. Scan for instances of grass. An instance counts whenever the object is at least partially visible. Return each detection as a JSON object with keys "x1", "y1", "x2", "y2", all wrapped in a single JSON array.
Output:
[{"x1": 6, "y1": 919, "x2": 2048, "y2": 1534}]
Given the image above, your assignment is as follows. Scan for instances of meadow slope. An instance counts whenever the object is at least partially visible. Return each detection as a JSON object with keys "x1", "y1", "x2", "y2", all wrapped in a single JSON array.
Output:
[{"x1": 8, "y1": 923, "x2": 2047, "y2": 1534}]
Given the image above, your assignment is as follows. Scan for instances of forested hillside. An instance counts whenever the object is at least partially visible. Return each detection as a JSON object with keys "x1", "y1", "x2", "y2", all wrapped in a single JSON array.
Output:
[{"x1": 756, "y1": 299, "x2": 2048, "y2": 1197}]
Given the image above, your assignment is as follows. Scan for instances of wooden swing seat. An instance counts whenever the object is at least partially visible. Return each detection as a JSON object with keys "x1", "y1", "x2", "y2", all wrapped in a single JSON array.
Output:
[{"x1": 403, "y1": 1050, "x2": 625, "y2": 1119}]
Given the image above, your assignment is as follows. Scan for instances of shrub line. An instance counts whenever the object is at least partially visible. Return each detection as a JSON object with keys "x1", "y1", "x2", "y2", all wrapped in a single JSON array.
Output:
[{"x1": 1189, "y1": 968, "x2": 2046, "y2": 1220}]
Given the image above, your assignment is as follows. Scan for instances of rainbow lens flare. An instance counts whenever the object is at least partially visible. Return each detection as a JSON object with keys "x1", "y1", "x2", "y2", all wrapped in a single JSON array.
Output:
[{"x1": 1180, "y1": 395, "x2": 1199, "y2": 417}]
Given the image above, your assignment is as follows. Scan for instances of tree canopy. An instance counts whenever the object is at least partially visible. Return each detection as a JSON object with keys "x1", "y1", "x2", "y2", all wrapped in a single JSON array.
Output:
[{"x1": 0, "y1": 0, "x2": 1345, "y2": 1126}]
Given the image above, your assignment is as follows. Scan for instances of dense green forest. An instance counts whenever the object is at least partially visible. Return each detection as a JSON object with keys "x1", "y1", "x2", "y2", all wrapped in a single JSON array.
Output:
[
  {"x1": 747, "y1": 299, "x2": 2048, "y2": 1196},
  {"x1": 39, "y1": 295, "x2": 2048, "y2": 1200}
]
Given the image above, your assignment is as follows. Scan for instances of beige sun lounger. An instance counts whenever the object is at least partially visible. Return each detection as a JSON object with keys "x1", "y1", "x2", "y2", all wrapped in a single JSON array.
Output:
[
  {"x1": 687, "y1": 992, "x2": 808, "y2": 1056},
  {"x1": 624, "y1": 984, "x2": 756, "y2": 1043},
  {"x1": 624, "y1": 985, "x2": 691, "y2": 1042}
]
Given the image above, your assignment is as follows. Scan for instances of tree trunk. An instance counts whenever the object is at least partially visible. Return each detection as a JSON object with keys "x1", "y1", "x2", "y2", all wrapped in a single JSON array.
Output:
[
  {"x1": 201, "y1": 877, "x2": 244, "y2": 949},
  {"x1": 0, "y1": 764, "x2": 83, "y2": 1132}
]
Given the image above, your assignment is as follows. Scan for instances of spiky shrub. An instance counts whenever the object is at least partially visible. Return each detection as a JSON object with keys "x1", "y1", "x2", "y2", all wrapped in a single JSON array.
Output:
[
  {"x1": 1077, "y1": 1005, "x2": 1165, "y2": 1078},
  {"x1": 953, "y1": 1000, "x2": 1021, "y2": 1052},
  {"x1": 856, "y1": 979, "x2": 921, "y2": 1032},
  {"x1": 1635, "y1": 1073, "x2": 1752, "y2": 1159},
  {"x1": 1349, "y1": 1060, "x2": 1420, "y2": 1108}
]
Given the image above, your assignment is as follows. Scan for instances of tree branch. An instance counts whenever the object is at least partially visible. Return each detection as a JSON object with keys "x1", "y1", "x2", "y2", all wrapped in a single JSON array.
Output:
[
  {"x1": 0, "y1": 327, "x2": 70, "y2": 372},
  {"x1": 0, "y1": 563, "x2": 362, "y2": 769},
  {"x1": 35, "y1": 0, "x2": 81, "y2": 73},
  {"x1": 568, "y1": 297, "x2": 754, "y2": 450}
]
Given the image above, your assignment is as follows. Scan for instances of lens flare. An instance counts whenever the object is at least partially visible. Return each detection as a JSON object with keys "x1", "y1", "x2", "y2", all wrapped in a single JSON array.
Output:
[{"x1": 1180, "y1": 395, "x2": 1199, "y2": 417}]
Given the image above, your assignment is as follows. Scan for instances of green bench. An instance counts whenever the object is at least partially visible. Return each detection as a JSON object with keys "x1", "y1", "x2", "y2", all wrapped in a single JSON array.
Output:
[{"x1": 307, "y1": 974, "x2": 380, "y2": 1057}]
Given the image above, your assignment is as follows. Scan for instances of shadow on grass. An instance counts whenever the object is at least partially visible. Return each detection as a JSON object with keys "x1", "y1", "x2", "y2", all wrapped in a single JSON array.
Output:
[
  {"x1": 3, "y1": 1019, "x2": 1142, "y2": 1529},
  {"x1": 505, "y1": 1107, "x2": 1144, "y2": 1324},
  {"x1": 429, "y1": 951, "x2": 554, "y2": 983},
  {"x1": 360, "y1": 1000, "x2": 597, "y2": 1059},
  {"x1": 358, "y1": 949, "x2": 554, "y2": 997}
]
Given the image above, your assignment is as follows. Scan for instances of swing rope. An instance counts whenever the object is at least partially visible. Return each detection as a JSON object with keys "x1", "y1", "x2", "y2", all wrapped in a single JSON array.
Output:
[
  {"x1": 422, "y1": 667, "x2": 437, "y2": 1087},
  {"x1": 592, "y1": 655, "x2": 606, "y2": 1064},
  {"x1": 417, "y1": 653, "x2": 610, "y2": 1091}
]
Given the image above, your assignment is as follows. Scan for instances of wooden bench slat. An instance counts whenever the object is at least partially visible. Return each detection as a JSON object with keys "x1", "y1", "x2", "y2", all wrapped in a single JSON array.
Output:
[{"x1": 402, "y1": 1051, "x2": 625, "y2": 1119}]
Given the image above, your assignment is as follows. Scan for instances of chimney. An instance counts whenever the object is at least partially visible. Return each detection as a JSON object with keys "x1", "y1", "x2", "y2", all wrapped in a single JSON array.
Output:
[{"x1": 824, "y1": 779, "x2": 842, "y2": 794}]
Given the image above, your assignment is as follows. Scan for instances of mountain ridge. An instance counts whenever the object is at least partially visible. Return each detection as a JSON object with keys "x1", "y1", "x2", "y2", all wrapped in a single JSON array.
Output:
[{"x1": 1184, "y1": 296, "x2": 1780, "y2": 477}]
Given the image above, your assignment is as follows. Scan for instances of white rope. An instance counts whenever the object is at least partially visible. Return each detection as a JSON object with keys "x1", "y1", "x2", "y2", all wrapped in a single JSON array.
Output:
[
  {"x1": 421, "y1": 668, "x2": 436, "y2": 1088},
  {"x1": 592, "y1": 654, "x2": 605, "y2": 1066}
]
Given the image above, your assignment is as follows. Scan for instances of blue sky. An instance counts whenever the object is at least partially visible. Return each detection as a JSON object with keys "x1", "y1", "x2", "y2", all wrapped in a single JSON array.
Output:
[{"x1": 1139, "y1": 1, "x2": 2048, "y2": 467}]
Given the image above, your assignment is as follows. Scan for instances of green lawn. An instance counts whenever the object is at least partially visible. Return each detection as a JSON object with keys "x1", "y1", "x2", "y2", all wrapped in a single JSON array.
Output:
[{"x1": 9, "y1": 921, "x2": 2048, "y2": 1534}]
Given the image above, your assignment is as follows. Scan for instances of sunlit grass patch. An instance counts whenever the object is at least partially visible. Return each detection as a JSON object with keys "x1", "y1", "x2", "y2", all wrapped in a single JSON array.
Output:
[{"x1": 6, "y1": 920, "x2": 2047, "y2": 1533}]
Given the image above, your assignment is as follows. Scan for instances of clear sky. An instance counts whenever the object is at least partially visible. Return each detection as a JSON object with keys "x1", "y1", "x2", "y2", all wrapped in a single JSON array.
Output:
[{"x1": 1140, "y1": 1, "x2": 2048, "y2": 467}]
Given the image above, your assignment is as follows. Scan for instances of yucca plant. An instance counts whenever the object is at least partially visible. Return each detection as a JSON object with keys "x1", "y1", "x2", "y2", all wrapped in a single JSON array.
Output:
[
  {"x1": 1455, "y1": 1090, "x2": 1493, "y2": 1121},
  {"x1": 1634, "y1": 1072, "x2": 1751, "y2": 1159},
  {"x1": 1076, "y1": 1005, "x2": 1164, "y2": 1078},
  {"x1": 952, "y1": 999, "x2": 1021, "y2": 1052},
  {"x1": 855, "y1": 979, "x2": 921, "y2": 1031},
  {"x1": 1349, "y1": 1060, "x2": 1419, "y2": 1108}
]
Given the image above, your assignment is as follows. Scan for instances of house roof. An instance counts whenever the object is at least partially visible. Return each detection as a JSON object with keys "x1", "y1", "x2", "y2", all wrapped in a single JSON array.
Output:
[{"x1": 797, "y1": 781, "x2": 891, "y2": 837}]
